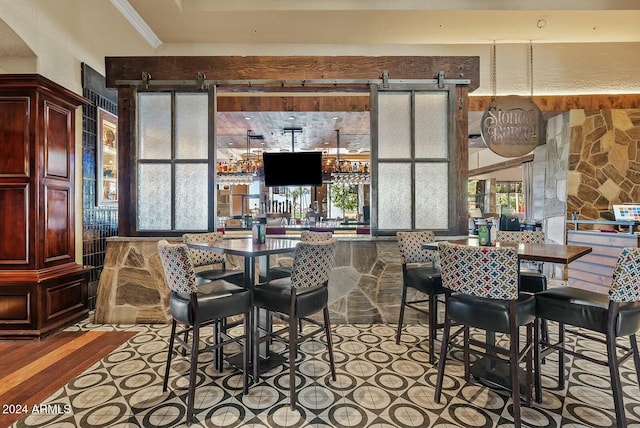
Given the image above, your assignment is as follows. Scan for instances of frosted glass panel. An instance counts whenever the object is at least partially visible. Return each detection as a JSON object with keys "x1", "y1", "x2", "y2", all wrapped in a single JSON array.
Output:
[
  {"x1": 378, "y1": 93, "x2": 411, "y2": 159},
  {"x1": 378, "y1": 163, "x2": 412, "y2": 229},
  {"x1": 139, "y1": 93, "x2": 171, "y2": 159},
  {"x1": 138, "y1": 164, "x2": 171, "y2": 230},
  {"x1": 175, "y1": 164, "x2": 208, "y2": 229},
  {"x1": 415, "y1": 92, "x2": 449, "y2": 159},
  {"x1": 176, "y1": 93, "x2": 208, "y2": 159},
  {"x1": 415, "y1": 163, "x2": 449, "y2": 230}
]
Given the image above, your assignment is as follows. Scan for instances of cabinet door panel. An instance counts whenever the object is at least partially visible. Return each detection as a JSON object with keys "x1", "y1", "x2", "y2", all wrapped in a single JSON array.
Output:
[
  {"x1": 0, "y1": 185, "x2": 28, "y2": 264},
  {"x1": 0, "y1": 97, "x2": 30, "y2": 177},
  {"x1": 44, "y1": 102, "x2": 71, "y2": 179}
]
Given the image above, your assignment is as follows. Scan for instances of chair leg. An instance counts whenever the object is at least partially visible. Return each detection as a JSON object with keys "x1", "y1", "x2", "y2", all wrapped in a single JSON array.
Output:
[
  {"x1": 558, "y1": 322, "x2": 565, "y2": 390},
  {"x1": 323, "y1": 307, "x2": 336, "y2": 380},
  {"x1": 163, "y1": 320, "x2": 177, "y2": 392},
  {"x1": 396, "y1": 284, "x2": 409, "y2": 344},
  {"x1": 186, "y1": 321, "x2": 200, "y2": 424},
  {"x1": 182, "y1": 330, "x2": 189, "y2": 357},
  {"x1": 607, "y1": 334, "x2": 627, "y2": 427},
  {"x1": 213, "y1": 320, "x2": 221, "y2": 372},
  {"x1": 434, "y1": 310, "x2": 452, "y2": 403},
  {"x1": 463, "y1": 326, "x2": 470, "y2": 382},
  {"x1": 252, "y1": 306, "x2": 260, "y2": 384},
  {"x1": 509, "y1": 323, "x2": 522, "y2": 428},
  {"x1": 243, "y1": 312, "x2": 250, "y2": 394},
  {"x1": 534, "y1": 319, "x2": 542, "y2": 403},
  {"x1": 429, "y1": 294, "x2": 437, "y2": 364},
  {"x1": 630, "y1": 334, "x2": 640, "y2": 387},
  {"x1": 289, "y1": 314, "x2": 298, "y2": 409},
  {"x1": 525, "y1": 323, "x2": 533, "y2": 406}
]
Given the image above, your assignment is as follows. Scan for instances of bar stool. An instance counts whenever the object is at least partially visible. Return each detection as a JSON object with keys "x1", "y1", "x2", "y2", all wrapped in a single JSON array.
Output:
[
  {"x1": 535, "y1": 247, "x2": 640, "y2": 427},
  {"x1": 157, "y1": 240, "x2": 252, "y2": 425},
  {"x1": 267, "y1": 230, "x2": 333, "y2": 281},
  {"x1": 252, "y1": 238, "x2": 337, "y2": 409},
  {"x1": 182, "y1": 232, "x2": 244, "y2": 285},
  {"x1": 496, "y1": 230, "x2": 549, "y2": 344},
  {"x1": 435, "y1": 242, "x2": 537, "y2": 428},
  {"x1": 495, "y1": 230, "x2": 547, "y2": 293},
  {"x1": 396, "y1": 231, "x2": 446, "y2": 364}
]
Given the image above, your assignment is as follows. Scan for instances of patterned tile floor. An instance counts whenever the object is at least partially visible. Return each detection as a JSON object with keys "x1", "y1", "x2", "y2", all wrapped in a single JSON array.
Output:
[{"x1": 10, "y1": 313, "x2": 640, "y2": 428}]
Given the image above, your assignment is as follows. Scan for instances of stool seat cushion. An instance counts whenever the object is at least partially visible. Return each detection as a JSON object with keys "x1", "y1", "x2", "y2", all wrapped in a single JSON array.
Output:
[
  {"x1": 520, "y1": 270, "x2": 547, "y2": 294},
  {"x1": 265, "y1": 266, "x2": 292, "y2": 281},
  {"x1": 406, "y1": 266, "x2": 445, "y2": 295},
  {"x1": 170, "y1": 280, "x2": 251, "y2": 325},
  {"x1": 254, "y1": 277, "x2": 328, "y2": 318},
  {"x1": 447, "y1": 292, "x2": 536, "y2": 334},
  {"x1": 536, "y1": 287, "x2": 640, "y2": 337},
  {"x1": 195, "y1": 268, "x2": 245, "y2": 285}
]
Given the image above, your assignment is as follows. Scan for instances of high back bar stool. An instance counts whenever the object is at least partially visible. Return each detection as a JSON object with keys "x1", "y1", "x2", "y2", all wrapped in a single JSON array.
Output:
[
  {"x1": 535, "y1": 247, "x2": 640, "y2": 427},
  {"x1": 495, "y1": 230, "x2": 547, "y2": 293},
  {"x1": 182, "y1": 232, "x2": 244, "y2": 285},
  {"x1": 435, "y1": 242, "x2": 537, "y2": 428},
  {"x1": 267, "y1": 230, "x2": 333, "y2": 281},
  {"x1": 496, "y1": 230, "x2": 549, "y2": 345},
  {"x1": 252, "y1": 238, "x2": 337, "y2": 409},
  {"x1": 157, "y1": 240, "x2": 252, "y2": 425},
  {"x1": 396, "y1": 231, "x2": 445, "y2": 364}
]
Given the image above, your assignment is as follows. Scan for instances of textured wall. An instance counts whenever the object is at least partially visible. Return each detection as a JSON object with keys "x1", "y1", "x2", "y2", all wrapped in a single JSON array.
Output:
[
  {"x1": 567, "y1": 109, "x2": 640, "y2": 224},
  {"x1": 94, "y1": 237, "x2": 427, "y2": 326}
]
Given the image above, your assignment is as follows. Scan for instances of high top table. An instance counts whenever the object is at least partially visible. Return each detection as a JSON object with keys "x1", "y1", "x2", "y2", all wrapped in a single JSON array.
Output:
[
  {"x1": 423, "y1": 239, "x2": 592, "y2": 264},
  {"x1": 423, "y1": 238, "x2": 592, "y2": 398},
  {"x1": 186, "y1": 238, "x2": 299, "y2": 377}
]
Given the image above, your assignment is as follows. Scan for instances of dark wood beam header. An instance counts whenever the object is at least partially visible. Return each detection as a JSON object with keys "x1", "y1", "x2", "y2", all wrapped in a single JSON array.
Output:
[
  {"x1": 217, "y1": 96, "x2": 369, "y2": 112},
  {"x1": 469, "y1": 94, "x2": 640, "y2": 112},
  {"x1": 105, "y1": 56, "x2": 480, "y2": 91}
]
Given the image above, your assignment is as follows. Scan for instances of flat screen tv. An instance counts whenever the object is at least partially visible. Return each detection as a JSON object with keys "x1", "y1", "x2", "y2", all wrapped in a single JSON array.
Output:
[{"x1": 262, "y1": 151, "x2": 323, "y2": 187}]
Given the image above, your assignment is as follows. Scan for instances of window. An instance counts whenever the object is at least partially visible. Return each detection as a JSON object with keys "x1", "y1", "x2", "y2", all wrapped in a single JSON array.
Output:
[
  {"x1": 136, "y1": 91, "x2": 212, "y2": 232},
  {"x1": 495, "y1": 181, "x2": 523, "y2": 214},
  {"x1": 468, "y1": 179, "x2": 486, "y2": 214}
]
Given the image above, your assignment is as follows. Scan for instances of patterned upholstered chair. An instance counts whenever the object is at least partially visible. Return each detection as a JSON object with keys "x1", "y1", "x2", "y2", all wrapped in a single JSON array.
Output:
[
  {"x1": 396, "y1": 231, "x2": 446, "y2": 364},
  {"x1": 435, "y1": 242, "x2": 537, "y2": 428},
  {"x1": 253, "y1": 238, "x2": 337, "y2": 409},
  {"x1": 182, "y1": 232, "x2": 244, "y2": 285},
  {"x1": 536, "y1": 247, "x2": 640, "y2": 427},
  {"x1": 496, "y1": 230, "x2": 547, "y2": 294},
  {"x1": 267, "y1": 230, "x2": 333, "y2": 281},
  {"x1": 157, "y1": 240, "x2": 252, "y2": 425}
]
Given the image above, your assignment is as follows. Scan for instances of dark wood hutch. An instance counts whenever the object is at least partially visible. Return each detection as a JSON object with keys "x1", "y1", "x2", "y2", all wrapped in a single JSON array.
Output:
[{"x1": 0, "y1": 74, "x2": 90, "y2": 340}]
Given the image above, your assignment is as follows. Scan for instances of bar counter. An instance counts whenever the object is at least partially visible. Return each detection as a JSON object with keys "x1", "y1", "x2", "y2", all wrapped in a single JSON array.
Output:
[{"x1": 94, "y1": 234, "x2": 430, "y2": 325}]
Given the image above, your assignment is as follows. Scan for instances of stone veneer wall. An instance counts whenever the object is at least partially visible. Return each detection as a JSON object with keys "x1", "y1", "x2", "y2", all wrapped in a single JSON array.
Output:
[
  {"x1": 94, "y1": 237, "x2": 429, "y2": 326},
  {"x1": 567, "y1": 109, "x2": 640, "y2": 224}
]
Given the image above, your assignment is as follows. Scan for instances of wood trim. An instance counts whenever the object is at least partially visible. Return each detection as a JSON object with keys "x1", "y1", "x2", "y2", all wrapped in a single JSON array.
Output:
[
  {"x1": 106, "y1": 56, "x2": 480, "y2": 90},
  {"x1": 469, "y1": 94, "x2": 640, "y2": 112},
  {"x1": 217, "y1": 95, "x2": 369, "y2": 112},
  {"x1": 469, "y1": 154, "x2": 534, "y2": 176}
]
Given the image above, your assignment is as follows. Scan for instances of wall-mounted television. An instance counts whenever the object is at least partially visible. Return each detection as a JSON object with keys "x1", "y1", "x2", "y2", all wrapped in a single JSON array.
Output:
[{"x1": 262, "y1": 151, "x2": 323, "y2": 187}]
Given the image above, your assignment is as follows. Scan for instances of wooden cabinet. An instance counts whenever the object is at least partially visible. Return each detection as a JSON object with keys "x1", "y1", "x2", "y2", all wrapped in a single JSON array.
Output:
[{"x1": 0, "y1": 74, "x2": 90, "y2": 340}]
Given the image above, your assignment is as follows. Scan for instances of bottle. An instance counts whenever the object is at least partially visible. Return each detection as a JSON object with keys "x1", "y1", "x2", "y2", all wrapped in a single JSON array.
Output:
[
  {"x1": 478, "y1": 224, "x2": 489, "y2": 246},
  {"x1": 490, "y1": 223, "x2": 497, "y2": 245}
]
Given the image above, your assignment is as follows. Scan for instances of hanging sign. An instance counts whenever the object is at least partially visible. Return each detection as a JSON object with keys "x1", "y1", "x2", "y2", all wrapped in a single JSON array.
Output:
[{"x1": 480, "y1": 95, "x2": 545, "y2": 158}]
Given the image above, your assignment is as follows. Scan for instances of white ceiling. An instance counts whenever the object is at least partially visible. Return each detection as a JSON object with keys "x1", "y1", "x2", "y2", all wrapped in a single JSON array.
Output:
[{"x1": 125, "y1": 0, "x2": 640, "y2": 46}]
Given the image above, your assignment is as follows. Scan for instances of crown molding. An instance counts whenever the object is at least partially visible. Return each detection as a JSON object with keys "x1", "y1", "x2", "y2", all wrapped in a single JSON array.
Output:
[{"x1": 110, "y1": 0, "x2": 162, "y2": 49}]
